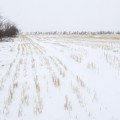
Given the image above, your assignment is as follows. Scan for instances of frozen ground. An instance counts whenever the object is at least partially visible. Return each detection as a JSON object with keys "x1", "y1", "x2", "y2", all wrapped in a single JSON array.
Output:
[{"x1": 0, "y1": 35, "x2": 120, "y2": 120}]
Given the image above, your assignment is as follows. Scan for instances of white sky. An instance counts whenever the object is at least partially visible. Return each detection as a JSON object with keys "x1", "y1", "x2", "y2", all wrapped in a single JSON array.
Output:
[{"x1": 0, "y1": 0, "x2": 120, "y2": 32}]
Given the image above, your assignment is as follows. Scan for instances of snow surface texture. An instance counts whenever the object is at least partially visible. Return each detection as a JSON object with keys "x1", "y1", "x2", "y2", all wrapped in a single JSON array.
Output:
[{"x1": 0, "y1": 35, "x2": 120, "y2": 120}]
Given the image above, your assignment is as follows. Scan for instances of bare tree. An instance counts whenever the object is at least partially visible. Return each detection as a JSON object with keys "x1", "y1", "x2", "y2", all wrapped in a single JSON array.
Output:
[
  {"x1": 0, "y1": 14, "x2": 19, "y2": 40},
  {"x1": 0, "y1": 15, "x2": 4, "y2": 39}
]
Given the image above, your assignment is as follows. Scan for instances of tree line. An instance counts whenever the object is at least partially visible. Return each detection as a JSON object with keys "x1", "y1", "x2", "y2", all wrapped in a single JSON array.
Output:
[
  {"x1": 26, "y1": 31, "x2": 120, "y2": 35},
  {"x1": 0, "y1": 15, "x2": 19, "y2": 41}
]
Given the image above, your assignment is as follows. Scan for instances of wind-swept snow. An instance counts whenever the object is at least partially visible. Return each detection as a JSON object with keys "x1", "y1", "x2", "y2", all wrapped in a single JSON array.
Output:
[{"x1": 0, "y1": 35, "x2": 120, "y2": 120}]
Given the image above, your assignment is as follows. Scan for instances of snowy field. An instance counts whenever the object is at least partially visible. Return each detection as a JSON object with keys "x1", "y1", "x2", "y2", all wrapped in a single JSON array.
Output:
[{"x1": 0, "y1": 35, "x2": 120, "y2": 120}]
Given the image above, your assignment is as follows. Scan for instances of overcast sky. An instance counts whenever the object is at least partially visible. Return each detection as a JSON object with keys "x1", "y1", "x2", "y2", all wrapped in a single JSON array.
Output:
[{"x1": 0, "y1": 0, "x2": 120, "y2": 32}]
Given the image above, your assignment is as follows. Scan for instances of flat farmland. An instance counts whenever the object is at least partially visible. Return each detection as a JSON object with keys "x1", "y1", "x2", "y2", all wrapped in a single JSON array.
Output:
[{"x1": 0, "y1": 35, "x2": 120, "y2": 120}]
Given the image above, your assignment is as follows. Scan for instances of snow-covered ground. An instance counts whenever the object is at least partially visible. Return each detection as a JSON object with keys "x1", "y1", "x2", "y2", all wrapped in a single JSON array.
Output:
[{"x1": 0, "y1": 35, "x2": 120, "y2": 120}]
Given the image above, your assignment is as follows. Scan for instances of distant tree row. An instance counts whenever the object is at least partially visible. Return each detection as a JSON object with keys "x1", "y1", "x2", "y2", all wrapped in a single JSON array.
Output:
[
  {"x1": 0, "y1": 15, "x2": 19, "y2": 41},
  {"x1": 26, "y1": 31, "x2": 120, "y2": 35}
]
